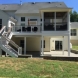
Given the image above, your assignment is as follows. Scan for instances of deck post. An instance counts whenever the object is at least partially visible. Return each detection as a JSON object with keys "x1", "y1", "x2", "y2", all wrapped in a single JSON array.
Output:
[
  {"x1": 68, "y1": 34, "x2": 70, "y2": 56},
  {"x1": 54, "y1": 12, "x2": 56, "y2": 31},
  {"x1": 62, "y1": 36, "x2": 64, "y2": 55},
  {"x1": 67, "y1": 11, "x2": 70, "y2": 57},
  {"x1": 41, "y1": 36, "x2": 44, "y2": 56},
  {"x1": 24, "y1": 37, "x2": 26, "y2": 55},
  {"x1": 42, "y1": 12, "x2": 44, "y2": 31}
]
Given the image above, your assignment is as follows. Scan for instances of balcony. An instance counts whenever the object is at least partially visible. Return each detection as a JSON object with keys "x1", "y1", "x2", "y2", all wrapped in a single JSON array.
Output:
[
  {"x1": 12, "y1": 25, "x2": 41, "y2": 33},
  {"x1": 44, "y1": 12, "x2": 68, "y2": 31},
  {"x1": 44, "y1": 22, "x2": 67, "y2": 31},
  {"x1": 11, "y1": 25, "x2": 42, "y2": 36}
]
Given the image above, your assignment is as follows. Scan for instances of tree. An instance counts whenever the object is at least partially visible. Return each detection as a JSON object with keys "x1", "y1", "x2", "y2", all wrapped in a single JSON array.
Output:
[{"x1": 70, "y1": 11, "x2": 78, "y2": 22}]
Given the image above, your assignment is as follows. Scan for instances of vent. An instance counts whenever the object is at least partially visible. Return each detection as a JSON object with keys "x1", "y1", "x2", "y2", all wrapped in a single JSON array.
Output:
[
  {"x1": 48, "y1": 2, "x2": 51, "y2": 3},
  {"x1": 32, "y1": 2, "x2": 35, "y2": 4}
]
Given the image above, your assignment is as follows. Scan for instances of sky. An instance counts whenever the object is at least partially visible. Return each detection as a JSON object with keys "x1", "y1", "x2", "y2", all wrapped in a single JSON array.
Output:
[{"x1": 0, "y1": 0, "x2": 78, "y2": 12}]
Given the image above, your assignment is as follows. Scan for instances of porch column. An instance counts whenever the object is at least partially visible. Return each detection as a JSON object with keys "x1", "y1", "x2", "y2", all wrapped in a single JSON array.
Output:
[
  {"x1": 54, "y1": 12, "x2": 56, "y2": 31},
  {"x1": 67, "y1": 11, "x2": 70, "y2": 56},
  {"x1": 67, "y1": 11, "x2": 70, "y2": 31},
  {"x1": 42, "y1": 12, "x2": 44, "y2": 31},
  {"x1": 5, "y1": 53, "x2": 8, "y2": 57},
  {"x1": 68, "y1": 34, "x2": 70, "y2": 56},
  {"x1": 0, "y1": 48, "x2": 2, "y2": 57},
  {"x1": 41, "y1": 36, "x2": 44, "y2": 56},
  {"x1": 62, "y1": 36, "x2": 64, "y2": 55},
  {"x1": 24, "y1": 37, "x2": 26, "y2": 55}
]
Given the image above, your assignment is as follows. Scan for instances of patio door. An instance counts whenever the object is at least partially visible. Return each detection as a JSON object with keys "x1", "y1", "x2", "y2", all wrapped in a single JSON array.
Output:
[{"x1": 55, "y1": 41, "x2": 62, "y2": 50}]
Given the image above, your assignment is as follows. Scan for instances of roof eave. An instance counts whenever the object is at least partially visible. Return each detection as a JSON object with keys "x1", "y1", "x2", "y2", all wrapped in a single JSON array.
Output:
[{"x1": 40, "y1": 7, "x2": 73, "y2": 12}]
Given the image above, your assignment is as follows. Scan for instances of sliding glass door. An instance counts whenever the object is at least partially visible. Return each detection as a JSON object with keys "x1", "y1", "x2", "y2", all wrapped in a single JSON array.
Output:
[{"x1": 55, "y1": 41, "x2": 62, "y2": 50}]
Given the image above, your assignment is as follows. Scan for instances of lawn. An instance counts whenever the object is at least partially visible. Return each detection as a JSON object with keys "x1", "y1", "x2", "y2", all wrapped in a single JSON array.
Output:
[
  {"x1": 72, "y1": 46, "x2": 78, "y2": 50},
  {"x1": 0, "y1": 57, "x2": 78, "y2": 78}
]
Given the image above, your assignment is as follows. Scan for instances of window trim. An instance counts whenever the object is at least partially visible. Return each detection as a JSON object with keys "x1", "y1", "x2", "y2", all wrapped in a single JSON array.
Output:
[
  {"x1": 20, "y1": 40, "x2": 24, "y2": 48},
  {"x1": 71, "y1": 29, "x2": 77, "y2": 36},
  {"x1": 21, "y1": 17, "x2": 25, "y2": 22},
  {"x1": 28, "y1": 19, "x2": 37, "y2": 25},
  {"x1": 29, "y1": 19, "x2": 37, "y2": 21},
  {"x1": 21, "y1": 23, "x2": 25, "y2": 26},
  {"x1": 41, "y1": 40, "x2": 45, "y2": 48},
  {"x1": 0, "y1": 19, "x2": 2, "y2": 29}
]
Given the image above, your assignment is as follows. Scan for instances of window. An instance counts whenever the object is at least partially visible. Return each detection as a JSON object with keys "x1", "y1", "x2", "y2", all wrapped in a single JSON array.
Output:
[
  {"x1": 41, "y1": 19, "x2": 42, "y2": 21},
  {"x1": 71, "y1": 29, "x2": 77, "y2": 36},
  {"x1": 0, "y1": 19, "x2": 2, "y2": 29},
  {"x1": 41, "y1": 40, "x2": 45, "y2": 48},
  {"x1": 29, "y1": 19, "x2": 37, "y2": 25},
  {"x1": 21, "y1": 23, "x2": 25, "y2": 26},
  {"x1": 21, "y1": 17, "x2": 25, "y2": 21},
  {"x1": 20, "y1": 40, "x2": 24, "y2": 48}
]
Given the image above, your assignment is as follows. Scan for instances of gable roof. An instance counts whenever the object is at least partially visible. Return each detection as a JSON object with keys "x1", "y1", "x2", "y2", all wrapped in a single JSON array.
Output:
[
  {"x1": 0, "y1": 9, "x2": 9, "y2": 17},
  {"x1": 15, "y1": 2, "x2": 68, "y2": 13},
  {"x1": 0, "y1": 4, "x2": 21, "y2": 10},
  {"x1": 0, "y1": 2, "x2": 72, "y2": 13}
]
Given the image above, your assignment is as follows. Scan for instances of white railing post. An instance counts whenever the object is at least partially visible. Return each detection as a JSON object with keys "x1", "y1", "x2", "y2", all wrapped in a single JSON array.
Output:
[
  {"x1": 21, "y1": 26, "x2": 22, "y2": 33},
  {"x1": 31, "y1": 26, "x2": 32, "y2": 32},
  {"x1": 12, "y1": 27, "x2": 13, "y2": 32},
  {"x1": 18, "y1": 47, "x2": 22, "y2": 55},
  {"x1": 18, "y1": 48, "x2": 19, "y2": 55}
]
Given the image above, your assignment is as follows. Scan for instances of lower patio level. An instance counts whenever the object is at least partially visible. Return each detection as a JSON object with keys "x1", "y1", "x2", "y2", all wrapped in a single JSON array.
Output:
[
  {"x1": 8, "y1": 35, "x2": 71, "y2": 57},
  {"x1": 44, "y1": 51, "x2": 78, "y2": 57}
]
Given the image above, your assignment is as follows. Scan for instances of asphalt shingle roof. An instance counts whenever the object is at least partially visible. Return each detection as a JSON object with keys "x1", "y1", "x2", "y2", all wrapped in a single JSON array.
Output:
[
  {"x1": 15, "y1": 2, "x2": 68, "y2": 13},
  {"x1": 0, "y1": 4, "x2": 21, "y2": 10},
  {"x1": 0, "y1": 2, "x2": 71, "y2": 13}
]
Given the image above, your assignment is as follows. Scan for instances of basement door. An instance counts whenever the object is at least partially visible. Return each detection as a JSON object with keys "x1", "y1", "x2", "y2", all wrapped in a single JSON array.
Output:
[{"x1": 55, "y1": 41, "x2": 62, "y2": 50}]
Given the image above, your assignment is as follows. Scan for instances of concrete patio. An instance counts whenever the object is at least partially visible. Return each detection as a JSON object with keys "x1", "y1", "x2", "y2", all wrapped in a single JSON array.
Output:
[{"x1": 44, "y1": 51, "x2": 78, "y2": 57}]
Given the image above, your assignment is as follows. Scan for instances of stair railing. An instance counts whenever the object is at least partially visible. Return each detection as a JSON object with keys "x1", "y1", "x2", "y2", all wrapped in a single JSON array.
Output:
[{"x1": 0, "y1": 26, "x2": 22, "y2": 55}]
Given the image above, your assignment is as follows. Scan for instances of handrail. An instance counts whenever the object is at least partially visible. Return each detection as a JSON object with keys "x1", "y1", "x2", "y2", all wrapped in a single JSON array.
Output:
[
  {"x1": 14, "y1": 25, "x2": 41, "y2": 26},
  {"x1": 7, "y1": 27, "x2": 12, "y2": 33},
  {"x1": 2, "y1": 35, "x2": 19, "y2": 49},
  {"x1": 0, "y1": 26, "x2": 22, "y2": 55},
  {"x1": 0, "y1": 26, "x2": 6, "y2": 34},
  {"x1": 1, "y1": 35, "x2": 22, "y2": 55},
  {"x1": 12, "y1": 25, "x2": 41, "y2": 32}
]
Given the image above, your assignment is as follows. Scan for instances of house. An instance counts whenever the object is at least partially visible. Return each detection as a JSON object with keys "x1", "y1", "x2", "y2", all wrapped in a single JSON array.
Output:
[
  {"x1": 0, "y1": 2, "x2": 72, "y2": 57},
  {"x1": 70, "y1": 22, "x2": 78, "y2": 45}
]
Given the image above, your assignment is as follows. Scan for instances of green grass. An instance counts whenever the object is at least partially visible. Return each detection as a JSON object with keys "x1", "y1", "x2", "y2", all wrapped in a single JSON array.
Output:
[
  {"x1": 0, "y1": 57, "x2": 78, "y2": 78},
  {"x1": 72, "y1": 46, "x2": 78, "y2": 50}
]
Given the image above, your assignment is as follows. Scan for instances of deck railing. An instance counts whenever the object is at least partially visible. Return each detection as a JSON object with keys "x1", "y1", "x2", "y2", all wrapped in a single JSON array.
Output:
[
  {"x1": 44, "y1": 22, "x2": 67, "y2": 31},
  {"x1": 12, "y1": 25, "x2": 42, "y2": 33}
]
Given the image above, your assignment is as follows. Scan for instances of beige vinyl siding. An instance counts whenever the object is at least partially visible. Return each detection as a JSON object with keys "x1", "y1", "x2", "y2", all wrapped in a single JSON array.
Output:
[
  {"x1": 50, "y1": 36, "x2": 68, "y2": 50},
  {"x1": 12, "y1": 36, "x2": 50, "y2": 52},
  {"x1": 12, "y1": 36, "x2": 68, "y2": 52},
  {"x1": 12, "y1": 36, "x2": 41, "y2": 51},
  {"x1": 44, "y1": 37, "x2": 50, "y2": 52},
  {"x1": 26, "y1": 37, "x2": 40, "y2": 51}
]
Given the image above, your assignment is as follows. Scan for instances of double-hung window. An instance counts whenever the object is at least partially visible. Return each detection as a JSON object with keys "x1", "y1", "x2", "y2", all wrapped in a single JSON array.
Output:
[{"x1": 71, "y1": 29, "x2": 77, "y2": 36}]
